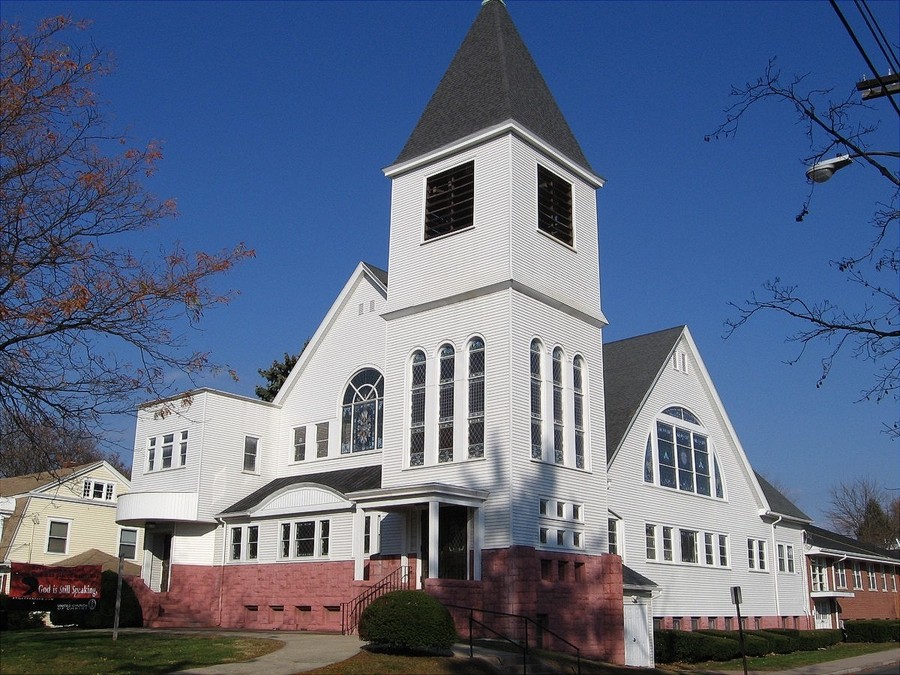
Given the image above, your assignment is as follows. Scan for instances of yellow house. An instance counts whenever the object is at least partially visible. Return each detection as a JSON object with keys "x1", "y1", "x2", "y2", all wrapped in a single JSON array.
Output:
[{"x1": 0, "y1": 461, "x2": 142, "y2": 593}]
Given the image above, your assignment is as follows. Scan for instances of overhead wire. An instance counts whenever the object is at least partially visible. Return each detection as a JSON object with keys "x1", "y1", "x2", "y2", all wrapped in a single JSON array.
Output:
[
  {"x1": 854, "y1": 0, "x2": 900, "y2": 75},
  {"x1": 828, "y1": 0, "x2": 900, "y2": 117}
]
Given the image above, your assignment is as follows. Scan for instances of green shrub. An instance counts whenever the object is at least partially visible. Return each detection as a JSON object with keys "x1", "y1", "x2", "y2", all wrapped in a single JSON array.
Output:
[
  {"x1": 753, "y1": 630, "x2": 796, "y2": 653},
  {"x1": 654, "y1": 630, "x2": 741, "y2": 663},
  {"x1": 49, "y1": 571, "x2": 143, "y2": 628},
  {"x1": 358, "y1": 590, "x2": 457, "y2": 653},
  {"x1": 701, "y1": 629, "x2": 770, "y2": 657},
  {"x1": 0, "y1": 595, "x2": 47, "y2": 631},
  {"x1": 844, "y1": 619, "x2": 900, "y2": 643}
]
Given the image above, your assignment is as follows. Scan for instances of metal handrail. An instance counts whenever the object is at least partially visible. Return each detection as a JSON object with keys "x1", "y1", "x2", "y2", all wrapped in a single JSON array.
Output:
[
  {"x1": 340, "y1": 565, "x2": 411, "y2": 635},
  {"x1": 444, "y1": 603, "x2": 581, "y2": 675}
]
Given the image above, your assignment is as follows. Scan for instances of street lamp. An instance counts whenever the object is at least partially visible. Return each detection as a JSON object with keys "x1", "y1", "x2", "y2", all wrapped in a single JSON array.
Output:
[{"x1": 806, "y1": 152, "x2": 900, "y2": 183}]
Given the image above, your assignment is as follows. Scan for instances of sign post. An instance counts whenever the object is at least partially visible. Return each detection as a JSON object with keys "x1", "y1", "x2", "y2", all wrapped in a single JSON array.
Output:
[{"x1": 731, "y1": 586, "x2": 749, "y2": 675}]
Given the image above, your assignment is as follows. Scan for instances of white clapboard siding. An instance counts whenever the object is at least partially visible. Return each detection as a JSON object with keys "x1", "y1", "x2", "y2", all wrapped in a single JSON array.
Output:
[
  {"x1": 171, "y1": 522, "x2": 218, "y2": 566},
  {"x1": 607, "y1": 333, "x2": 800, "y2": 617}
]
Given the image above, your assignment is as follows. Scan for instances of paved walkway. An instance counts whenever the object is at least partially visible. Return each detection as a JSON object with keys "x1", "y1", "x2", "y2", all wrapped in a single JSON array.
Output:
[{"x1": 115, "y1": 629, "x2": 899, "y2": 675}]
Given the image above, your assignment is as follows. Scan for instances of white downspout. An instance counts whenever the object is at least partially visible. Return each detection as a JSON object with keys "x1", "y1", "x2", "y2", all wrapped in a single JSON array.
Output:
[
  {"x1": 216, "y1": 517, "x2": 227, "y2": 626},
  {"x1": 770, "y1": 515, "x2": 783, "y2": 619}
]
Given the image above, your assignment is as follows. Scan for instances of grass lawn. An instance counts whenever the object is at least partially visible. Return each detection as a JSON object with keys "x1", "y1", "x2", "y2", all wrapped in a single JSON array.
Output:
[
  {"x1": 0, "y1": 629, "x2": 281, "y2": 674},
  {"x1": 660, "y1": 641, "x2": 899, "y2": 672}
]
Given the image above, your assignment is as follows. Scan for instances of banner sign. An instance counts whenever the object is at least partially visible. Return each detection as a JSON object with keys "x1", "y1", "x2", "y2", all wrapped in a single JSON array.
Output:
[{"x1": 8, "y1": 563, "x2": 101, "y2": 600}]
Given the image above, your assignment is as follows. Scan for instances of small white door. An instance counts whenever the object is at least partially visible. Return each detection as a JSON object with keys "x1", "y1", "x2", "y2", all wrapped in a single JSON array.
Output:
[
  {"x1": 624, "y1": 600, "x2": 654, "y2": 667},
  {"x1": 813, "y1": 599, "x2": 833, "y2": 629}
]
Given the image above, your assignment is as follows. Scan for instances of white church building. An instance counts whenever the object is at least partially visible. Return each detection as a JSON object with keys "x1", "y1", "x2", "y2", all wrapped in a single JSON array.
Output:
[{"x1": 118, "y1": 1, "x2": 810, "y2": 666}]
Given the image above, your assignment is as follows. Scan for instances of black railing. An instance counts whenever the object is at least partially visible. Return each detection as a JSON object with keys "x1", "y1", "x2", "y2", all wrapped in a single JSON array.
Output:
[
  {"x1": 340, "y1": 565, "x2": 411, "y2": 635},
  {"x1": 444, "y1": 604, "x2": 581, "y2": 675}
]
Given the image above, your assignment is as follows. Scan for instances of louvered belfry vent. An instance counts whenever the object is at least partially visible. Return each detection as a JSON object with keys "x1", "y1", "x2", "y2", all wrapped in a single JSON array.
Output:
[
  {"x1": 537, "y1": 165, "x2": 573, "y2": 246},
  {"x1": 424, "y1": 161, "x2": 475, "y2": 241}
]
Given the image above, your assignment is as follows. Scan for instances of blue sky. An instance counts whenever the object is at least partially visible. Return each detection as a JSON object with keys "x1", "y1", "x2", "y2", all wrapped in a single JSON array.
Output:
[{"x1": 5, "y1": 0, "x2": 898, "y2": 523}]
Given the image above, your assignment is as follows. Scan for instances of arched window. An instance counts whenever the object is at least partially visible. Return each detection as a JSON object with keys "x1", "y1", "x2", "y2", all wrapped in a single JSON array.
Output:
[
  {"x1": 438, "y1": 345, "x2": 455, "y2": 463},
  {"x1": 573, "y1": 355, "x2": 585, "y2": 469},
  {"x1": 530, "y1": 340, "x2": 543, "y2": 459},
  {"x1": 552, "y1": 347, "x2": 565, "y2": 465},
  {"x1": 467, "y1": 338, "x2": 485, "y2": 459},
  {"x1": 340, "y1": 369, "x2": 384, "y2": 454},
  {"x1": 650, "y1": 406, "x2": 722, "y2": 498},
  {"x1": 409, "y1": 351, "x2": 426, "y2": 466}
]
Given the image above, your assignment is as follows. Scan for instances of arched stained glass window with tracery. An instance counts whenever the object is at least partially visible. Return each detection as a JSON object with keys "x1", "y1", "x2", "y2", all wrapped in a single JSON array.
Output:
[{"x1": 341, "y1": 369, "x2": 384, "y2": 454}]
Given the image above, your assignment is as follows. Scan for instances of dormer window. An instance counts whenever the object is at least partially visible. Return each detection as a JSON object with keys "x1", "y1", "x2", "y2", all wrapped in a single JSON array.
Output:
[
  {"x1": 424, "y1": 161, "x2": 474, "y2": 240},
  {"x1": 537, "y1": 165, "x2": 573, "y2": 246},
  {"x1": 83, "y1": 479, "x2": 115, "y2": 502}
]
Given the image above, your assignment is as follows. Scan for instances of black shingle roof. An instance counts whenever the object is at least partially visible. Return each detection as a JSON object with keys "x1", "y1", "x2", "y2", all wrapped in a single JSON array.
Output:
[
  {"x1": 603, "y1": 326, "x2": 685, "y2": 461},
  {"x1": 395, "y1": 0, "x2": 593, "y2": 174},
  {"x1": 805, "y1": 523, "x2": 897, "y2": 560},
  {"x1": 623, "y1": 564, "x2": 658, "y2": 590},
  {"x1": 219, "y1": 465, "x2": 382, "y2": 516},
  {"x1": 754, "y1": 471, "x2": 811, "y2": 522}
]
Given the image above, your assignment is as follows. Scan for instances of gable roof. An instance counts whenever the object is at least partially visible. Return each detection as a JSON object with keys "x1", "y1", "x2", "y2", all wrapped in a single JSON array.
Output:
[
  {"x1": 603, "y1": 326, "x2": 685, "y2": 460},
  {"x1": 218, "y1": 465, "x2": 383, "y2": 516},
  {"x1": 805, "y1": 523, "x2": 897, "y2": 562},
  {"x1": 754, "y1": 472, "x2": 811, "y2": 522},
  {"x1": 394, "y1": 0, "x2": 593, "y2": 175},
  {"x1": 0, "y1": 463, "x2": 101, "y2": 498}
]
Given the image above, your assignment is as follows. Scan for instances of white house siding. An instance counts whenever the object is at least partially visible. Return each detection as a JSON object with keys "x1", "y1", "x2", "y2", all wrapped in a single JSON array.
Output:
[
  {"x1": 508, "y1": 292, "x2": 607, "y2": 554},
  {"x1": 508, "y1": 140, "x2": 602, "y2": 320},
  {"x1": 277, "y1": 271, "x2": 387, "y2": 472},
  {"x1": 171, "y1": 522, "x2": 218, "y2": 566},
  {"x1": 382, "y1": 290, "x2": 512, "y2": 550},
  {"x1": 384, "y1": 137, "x2": 511, "y2": 316},
  {"x1": 607, "y1": 334, "x2": 789, "y2": 620},
  {"x1": 769, "y1": 521, "x2": 808, "y2": 616},
  {"x1": 7, "y1": 464, "x2": 139, "y2": 567}
]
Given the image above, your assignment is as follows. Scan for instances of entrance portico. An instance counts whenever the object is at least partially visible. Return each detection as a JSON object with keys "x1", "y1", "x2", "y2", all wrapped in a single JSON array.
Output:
[{"x1": 348, "y1": 483, "x2": 488, "y2": 585}]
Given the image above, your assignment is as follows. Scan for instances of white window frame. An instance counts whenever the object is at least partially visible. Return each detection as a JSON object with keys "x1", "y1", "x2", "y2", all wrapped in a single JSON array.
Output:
[
  {"x1": 835, "y1": 559, "x2": 847, "y2": 588},
  {"x1": 146, "y1": 430, "x2": 188, "y2": 473},
  {"x1": 118, "y1": 527, "x2": 138, "y2": 560},
  {"x1": 867, "y1": 563, "x2": 877, "y2": 590},
  {"x1": 243, "y1": 436, "x2": 259, "y2": 473},
  {"x1": 748, "y1": 538, "x2": 767, "y2": 572},
  {"x1": 82, "y1": 478, "x2": 115, "y2": 502},
  {"x1": 46, "y1": 518, "x2": 71, "y2": 555},
  {"x1": 278, "y1": 519, "x2": 330, "y2": 560},
  {"x1": 293, "y1": 426, "x2": 307, "y2": 462},
  {"x1": 852, "y1": 561, "x2": 863, "y2": 589}
]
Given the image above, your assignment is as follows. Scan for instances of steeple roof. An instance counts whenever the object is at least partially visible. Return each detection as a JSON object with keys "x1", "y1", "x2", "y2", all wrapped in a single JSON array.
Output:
[{"x1": 395, "y1": 0, "x2": 593, "y2": 174}]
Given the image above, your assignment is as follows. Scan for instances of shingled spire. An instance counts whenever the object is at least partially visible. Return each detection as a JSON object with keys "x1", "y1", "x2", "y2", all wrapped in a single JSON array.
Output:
[{"x1": 395, "y1": 0, "x2": 593, "y2": 173}]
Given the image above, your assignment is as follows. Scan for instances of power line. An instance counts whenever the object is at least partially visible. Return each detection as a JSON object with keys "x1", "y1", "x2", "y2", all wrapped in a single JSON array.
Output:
[
  {"x1": 829, "y1": 0, "x2": 900, "y2": 116},
  {"x1": 854, "y1": 0, "x2": 900, "y2": 75}
]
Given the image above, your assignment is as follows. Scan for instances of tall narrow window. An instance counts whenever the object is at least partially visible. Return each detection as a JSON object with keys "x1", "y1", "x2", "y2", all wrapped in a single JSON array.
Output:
[
  {"x1": 608, "y1": 519, "x2": 619, "y2": 555},
  {"x1": 179, "y1": 430, "x2": 188, "y2": 466},
  {"x1": 409, "y1": 351, "x2": 426, "y2": 466},
  {"x1": 467, "y1": 338, "x2": 485, "y2": 459},
  {"x1": 573, "y1": 355, "x2": 585, "y2": 469},
  {"x1": 340, "y1": 369, "x2": 384, "y2": 454},
  {"x1": 295, "y1": 521, "x2": 315, "y2": 557},
  {"x1": 320, "y1": 520, "x2": 330, "y2": 556},
  {"x1": 243, "y1": 436, "x2": 259, "y2": 472},
  {"x1": 147, "y1": 436, "x2": 156, "y2": 471},
  {"x1": 705, "y1": 533, "x2": 715, "y2": 565},
  {"x1": 552, "y1": 347, "x2": 564, "y2": 465},
  {"x1": 425, "y1": 161, "x2": 475, "y2": 240},
  {"x1": 438, "y1": 345, "x2": 455, "y2": 462},
  {"x1": 316, "y1": 422, "x2": 329, "y2": 458},
  {"x1": 247, "y1": 526, "x2": 258, "y2": 560},
  {"x1": 293, "y1": 426, "x2": 307, "y2": 462},
  {"x1": 530, "y1": 340, "x2": 543, "y2": 460},
  {"x1": 680, "y1": 529, "x2": 698, "y2": 563},
  {"x1": 47, "y1": 520, "x2": 69, "y2": 554},
  {"x1": 644, "y1": 438, "x2": 654, "y2": 483},
  {"x1": 119, "y1": 528, "x2": 138, "y2": 560},
  {"x1": 645, "y1": 524, "x2": 657, "y2": 560},
  {"x1": 231, "y1": 527, "x2": 243, "y2": 561},
  {"x1": 537, "y1": 165, "x2": 573, "y2": 246},
  {"x1": 662, "y1": 526, "x2": 673, "y2": 561},
  {"x1": 162, "y1": 433, "x2": 174, "y2": 469}
]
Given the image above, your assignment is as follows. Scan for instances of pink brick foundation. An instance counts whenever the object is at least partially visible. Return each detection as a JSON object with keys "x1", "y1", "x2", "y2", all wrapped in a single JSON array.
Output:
[{"x1": 129, "y1": 547, "x2": 625, "y2": 664}]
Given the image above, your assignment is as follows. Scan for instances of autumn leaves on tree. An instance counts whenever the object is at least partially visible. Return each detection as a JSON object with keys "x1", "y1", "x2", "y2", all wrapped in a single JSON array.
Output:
[{"x1": 1, "y1": 16, "x2": 254, "y2": 470}]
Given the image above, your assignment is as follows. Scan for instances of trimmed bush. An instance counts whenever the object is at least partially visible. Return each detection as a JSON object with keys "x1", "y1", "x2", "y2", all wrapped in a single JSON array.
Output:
[
  {"x1": 654, "y1": 630, "x2": 741, "y2": 663},
  {"x1": 358, "y1": 590, "x2": 457, "y2": 653},
  {"x1": 844, "y1": 619, "x2": 900, "y2": 643},
  {"x1": 701, "y1": 629, "x2": 770, "y2": 657},
  {"x1": 49, "y1": 571, "x2": 143, "y2": 628},
  {"x1": 0, "y1": 595, "x2": 47, "y2": 631},
  {"x1": 766, "y1": 628, "x2": 841, "y2": 650}
]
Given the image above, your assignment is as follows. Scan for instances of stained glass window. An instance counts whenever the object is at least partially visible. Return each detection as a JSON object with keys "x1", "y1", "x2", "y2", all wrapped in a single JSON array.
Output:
[
  {"x1": 552, "y1": 347, "x2": 564, "y2": 465},
  {"x1": 573, "y1": 355, "x2": 585, "y2": 469},
  {"x1": 653, "y1": 408, "x2": 721, "y2": 498},
  {"x1": 530, "y1": 340, "x2": 543, "y2": 459},
  {"x1": 467, "y1": 338, "x2": 485, "y2": 459},
  {"x1": 410, "y1": 351, "x2": 426, "y2": 466},
  {"x1": 341, "y1": 369, "x2": 384, "y2": 454},
  {"x1": 438, "y1": 345, "x2": 455, "y2": 462}
]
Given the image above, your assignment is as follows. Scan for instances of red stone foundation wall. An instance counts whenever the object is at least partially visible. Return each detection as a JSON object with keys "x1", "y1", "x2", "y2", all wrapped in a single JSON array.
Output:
[
  {"x1": 653, "y1": 614, "x2": 814, "y2": 631},
  {"x1": 426, "y1": 547, "x2": 625, "y2": 665}
]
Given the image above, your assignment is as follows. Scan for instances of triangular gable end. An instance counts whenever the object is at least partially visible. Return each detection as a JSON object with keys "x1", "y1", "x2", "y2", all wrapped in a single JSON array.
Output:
[{"x1": 273, "y1": 262, "x2": 387, "y2": 405}]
